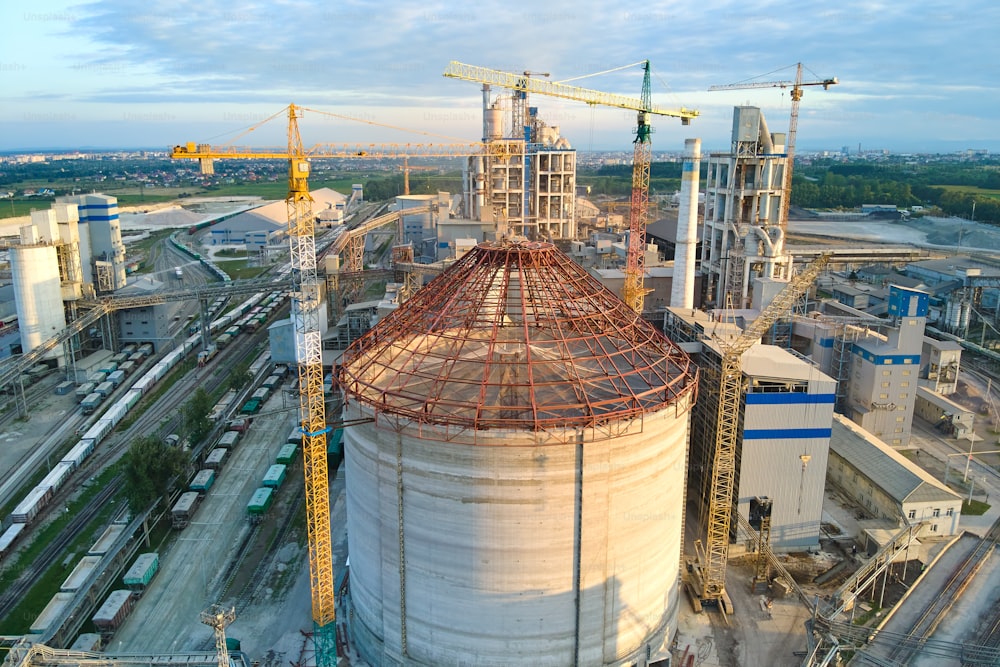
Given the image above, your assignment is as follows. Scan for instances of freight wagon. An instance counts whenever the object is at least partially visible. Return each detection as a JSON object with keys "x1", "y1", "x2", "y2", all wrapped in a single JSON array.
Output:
[
  {"x1": 92, "y1": 590, "x2": 136, "y2": 633},
  {"x1": 247, "y1": 487, "x2": 273, "y2": 523},
  {"x1": 276, "y1": 443, "x2": 298, "y2": 465},
  {"x1": 107, "y1": 370, "x2": 126, "y2": 388},
  {"x1": 60, "y1": 555, "x2": 102, "y2": 593},
  {"x1": 262, "y1": 464, "x2": 287, "y2": 490},
  {"x1": 262, "y1": 374, "x2": 282, "y2": 391},
  {"x1": 81, "y1": 392, "x2": 103, "y2": 415},
  {"x1": 70, "y1": 633, "x2": 102, "y2": 651},
  {"x1": 171, "y1": 491, "x2": 201, "y2": 529},
  {"x1": 240, "y1": 398, "x2": 262, "y2": 415},
  {"x1": 0, "y1": 523, "x2": 25, "y2": 558},
  {"x1": 118, "y1": 360, "x2": 136, "y2": 375},
  {"x1": 123, "y1": 552, "x2": 159, "y2": 592},
  {"x1": 286, "y1": 426, "x2": 302, "y2": 446},
  {"x1": 12, "y1": 484, "x2": 54, "y2": 523},
  {"x1": 31, "y1": 592, "x2": 75, "y2": 635},
  {"x1": 251, "y1": 387, "x2": 270, "y2": 403},
  {"x1": 87, "y1": 523, "x2": 126, "y2": 557},
  {"x1": 94, "y1": 381, "x2": 115, "y2": 399},
  {"x1": 217, "y1": 430, "x2": 240, "y2": 449},
  {"x1": 190, "y1": 469, "x2": 216, "y2": 494},
  {"x1": 55, "y1": 381, "x2": 75, "y2": 396},
  {"x1": 75, "y1": 382, "x2": 97, "y2": 402},
  {"x1": 205, "y1": 448, "x2": 228, "y2": 470},
  {"x1": 87, "y1": 371, "x2": 107, "y2": 386}
]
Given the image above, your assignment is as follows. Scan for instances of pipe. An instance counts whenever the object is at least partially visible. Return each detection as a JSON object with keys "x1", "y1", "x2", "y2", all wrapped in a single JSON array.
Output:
[{"x1": 670, "y1": 138, "x2": 702, "y2": 309}]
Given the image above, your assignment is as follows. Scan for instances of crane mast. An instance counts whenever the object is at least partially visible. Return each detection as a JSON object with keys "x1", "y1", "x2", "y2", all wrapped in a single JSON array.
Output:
[
  {"x1": 699, "y1": 254, "x2": 830, "y2": 607},
  {"x1": 622, "y1": 61, "x2": 654, "y2": 313},
  {"x1": 285, "y1": 104, "x2": 336, "y2": 663}
]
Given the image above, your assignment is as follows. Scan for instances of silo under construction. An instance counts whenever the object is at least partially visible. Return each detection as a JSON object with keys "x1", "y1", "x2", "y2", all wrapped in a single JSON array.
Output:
[{"x1": 339, "y1": 241, "x2": 698, "y2": 667}]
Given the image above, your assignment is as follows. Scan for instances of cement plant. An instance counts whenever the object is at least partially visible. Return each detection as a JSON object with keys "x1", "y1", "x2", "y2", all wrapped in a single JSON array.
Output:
[{"x1": 1, "y1": 60, "x2": 1000, "y2": 667}]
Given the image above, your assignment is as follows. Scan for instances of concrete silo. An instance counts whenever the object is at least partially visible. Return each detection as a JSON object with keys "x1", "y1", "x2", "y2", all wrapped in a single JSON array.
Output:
[
  {"x1": 339, "y1": 241, "x2": 698, "y2": 667},
  {"x1": 10, "y1": 241, "x2": 66, "y2": 364}
]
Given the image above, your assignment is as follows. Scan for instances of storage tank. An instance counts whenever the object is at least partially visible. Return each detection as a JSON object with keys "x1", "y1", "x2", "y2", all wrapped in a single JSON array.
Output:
[
  {"x1": 10, "y1": 244, "x2": 66, "y2": 364},
  {"x1": 339, "y1": 241, "x2": 698, "y2": 667}
]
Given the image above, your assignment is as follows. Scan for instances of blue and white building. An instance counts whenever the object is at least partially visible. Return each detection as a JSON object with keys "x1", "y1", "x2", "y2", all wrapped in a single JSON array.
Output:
[
  {"x1": 844, "y1": 286, "x2": 927, "y2": 447},
  {"x1": 57, "y1": 194, "x2": 126, "y2": 291}
]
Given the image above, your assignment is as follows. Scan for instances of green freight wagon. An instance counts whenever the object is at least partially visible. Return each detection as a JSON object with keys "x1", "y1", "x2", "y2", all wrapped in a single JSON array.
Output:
[
  {"x1": 240, "y1": 398, "x2": 262, "y2": 415},
  {"x1": 276, "y1": 443, "x2": 298, "y2": 465},
  {"x1": 247, "y1": 487, "x2": 273, "y2": 521},
  {"x1": 262, "y1": 464, "x2": 287, "y2": 490},
  {"x1": 189, "y1": 469, "x2": 216, "y2": 494},
  {"x1": 123, "y1": 552, "x2": 159, "y2": 591}
]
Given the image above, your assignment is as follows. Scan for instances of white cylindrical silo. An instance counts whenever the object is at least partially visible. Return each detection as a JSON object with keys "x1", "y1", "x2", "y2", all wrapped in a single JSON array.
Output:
[
  {"x1": 671, "y1": 138, "x2": 701, "y2": 309},
  {"x1": 10, "y1": 245, "x2": 66, "y2": 364},
  {"x1": 340, "y1": 241, "x2": 697, "y2": 667}
]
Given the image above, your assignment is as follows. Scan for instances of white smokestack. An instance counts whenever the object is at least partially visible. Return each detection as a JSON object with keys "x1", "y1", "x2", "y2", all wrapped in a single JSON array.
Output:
[{"x1": 671, "y1": 138, "x2": 701, "y2": 309}]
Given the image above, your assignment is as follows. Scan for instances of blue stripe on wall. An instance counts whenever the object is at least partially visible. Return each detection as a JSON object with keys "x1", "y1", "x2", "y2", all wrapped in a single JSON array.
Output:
[
  {"x1": 817, "y1": 337, "x2": 834, "y2": 348},
  {"x1": 745, "y1": 393, "x2": 835, "y2": 405},
  {"x1": 743, "y1": 428, "x2": 832, "y2": 440}
]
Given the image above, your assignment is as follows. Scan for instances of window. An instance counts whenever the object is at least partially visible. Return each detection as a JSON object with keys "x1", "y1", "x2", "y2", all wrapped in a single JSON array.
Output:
[
  {"x1": 885, "y1": 359, "x2": 893, "y2": 365},
  {"x1": 908, "y1": 509, "x2": 916, "y2": 519},
  {"x1": 896, "y1": 416, "x2": 905, "y2": 422},
  {"x1": 933, "y1": 508, "x2": 940, "y2": 517},
  {"x1": 902, "y1": 370, "x2": 911, "y2": 376},
  {"x1": 894, "y1": 428, "x2": 903, "y2": 433},
  {"x1": 882, "y1": 370, "x2": 890, "y2": 376},
  {"x1": 882, "y1": 382, "x2": 890, "y2": 388},
  {"x1": 946, "y1": 508, "x2": 953, "y2": 516},
  {"x1": 901, "y1": 382, "x2": 910, "y2": 388},
  {"x1": 880, "y1": 393, "x2": 889, "y2": 399},
  {"x1": 931, "y1": 524, "x2": 938, "y2": 532}
]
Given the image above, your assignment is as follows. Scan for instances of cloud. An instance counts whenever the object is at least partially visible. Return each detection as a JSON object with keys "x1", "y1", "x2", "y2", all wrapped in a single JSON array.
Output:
[{"x1": 1, "y1": 0, "x2": 997, "y2": 150}]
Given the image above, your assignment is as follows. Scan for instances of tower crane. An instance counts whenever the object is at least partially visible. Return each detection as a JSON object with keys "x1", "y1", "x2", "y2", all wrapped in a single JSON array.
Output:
[
  {"x1": 443, "y1": 60, "x2": 698, "y2": 313},
  {"x1": 709, "y1": 63, "x2": 838, "y2": 232},
  {"x1": 172, "y1": 105, "x2": 500, "y2": 667},
  {"x1": 691, "y1": 253, "x2": 830, "y2": 611}
]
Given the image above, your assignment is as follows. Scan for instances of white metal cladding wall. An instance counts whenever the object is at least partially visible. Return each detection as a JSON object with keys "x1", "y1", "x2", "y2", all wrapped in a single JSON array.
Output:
[
  {"x1": 344, "y1": 398, "x2": 691, "y2": 667},
  {"x1": 11, "y1": 245, "x2": 65, "y2": 363}
]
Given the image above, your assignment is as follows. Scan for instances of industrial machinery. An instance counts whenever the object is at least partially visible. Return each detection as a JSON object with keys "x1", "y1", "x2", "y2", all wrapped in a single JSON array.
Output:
[
  {"x1": 708, "y1": 63, "x2": 838, "y2": 233},
  {"x1": 443, "y1": 60, "x2": 698, "y2": 312},
  {"x1": 690, "y1": 253, "x2": 830, "y2": 611}
]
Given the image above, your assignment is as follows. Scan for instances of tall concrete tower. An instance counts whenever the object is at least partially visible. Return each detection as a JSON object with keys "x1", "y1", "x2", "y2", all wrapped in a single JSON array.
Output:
[{"x1": 670, "y1": 138, "x2": 701, "y2": 309}]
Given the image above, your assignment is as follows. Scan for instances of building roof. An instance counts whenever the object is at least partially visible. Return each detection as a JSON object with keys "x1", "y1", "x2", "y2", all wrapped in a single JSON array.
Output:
[
  {"x1": 923, "y1": 336, "x2": 963, "y2": 352},
  {"x1": 739, "y1": 344, "x2": 836, "y2": 385},
  {"x1": 215, "y1": 188, "x2": 346, "y2": 233},
  {"x1": 340, "y1": 241, "x2": 698, "y2": 431},
  {"x1": 829, "y1": 415, "x2": 961, "y2": 505}
]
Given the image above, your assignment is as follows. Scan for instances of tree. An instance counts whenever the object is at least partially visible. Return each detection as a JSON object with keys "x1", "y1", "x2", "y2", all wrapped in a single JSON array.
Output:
[
  {"x1": 120, "y1": 435, "x2": 189, "y2": 514},
  {"x1": 227, "y1": 362, "x2": 252, "y2": 393},
  {"x1": 183, "y1": 387, "x2": 214, "y2": 444}
]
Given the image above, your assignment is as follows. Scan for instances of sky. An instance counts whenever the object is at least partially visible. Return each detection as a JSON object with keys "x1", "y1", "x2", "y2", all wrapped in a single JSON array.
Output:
[{"x1": 1, "y1": 0, "x2": 998, "y2": 154}]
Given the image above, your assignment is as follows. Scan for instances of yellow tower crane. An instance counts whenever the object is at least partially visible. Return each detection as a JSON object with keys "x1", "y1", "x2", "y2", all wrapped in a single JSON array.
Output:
[
  {"x1": 443, "y1": 60, "x2": 698, "y2": 313},
  {"x1": 709, "y1": 63, "x2": 838, "y2": 232},
  {"x1": 692, "y1": 253, "x2": 830, "y2": 611},
  {"x1": 172, "y1": 106, "x2": 498, "y2": 667}
]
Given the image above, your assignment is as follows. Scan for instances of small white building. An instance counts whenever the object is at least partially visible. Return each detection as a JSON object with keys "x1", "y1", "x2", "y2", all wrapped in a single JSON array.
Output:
[{"x1": 827, "y1": 414, "x2": 962, "y2": 541}]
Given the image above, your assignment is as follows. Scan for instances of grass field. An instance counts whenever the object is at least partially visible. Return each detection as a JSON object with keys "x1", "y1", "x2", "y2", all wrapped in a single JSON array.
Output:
[{"x1": 932, "y1": 184, "x2": 1000, "y2": 200}]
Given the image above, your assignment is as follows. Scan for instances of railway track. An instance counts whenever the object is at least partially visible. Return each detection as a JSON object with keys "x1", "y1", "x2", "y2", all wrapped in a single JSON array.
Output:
[{"x1": 0, "y1": 481, "x2": 118, "y2": 617}]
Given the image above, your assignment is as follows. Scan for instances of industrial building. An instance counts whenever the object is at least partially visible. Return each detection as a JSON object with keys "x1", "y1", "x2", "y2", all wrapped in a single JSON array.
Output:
[
  {"x1": 700, "y1": 106, "x2": 790, "y2": 310},
  {"x1": 461, "y1": 91, "x2": 576, "y2": 241},
  {"x1": 57, "y1": 194, "x2": 127, "y2": 292},
  {"x1": 668, "y1": 307, "x2": 836, "y2": 552},
  {"x1": 827, "y1": 415, "x2": 962, "y2": 546},
  {"x1": 841, "y1": 286, "x2": 927, "y2": 447},
  {"x1": 339, "y1": 241, "x2": 698, "y2": 666}
]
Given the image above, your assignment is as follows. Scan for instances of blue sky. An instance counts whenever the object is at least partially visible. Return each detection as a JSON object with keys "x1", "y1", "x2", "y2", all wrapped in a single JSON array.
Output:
[{"x1": 1, "y1": 0, "x2": 998, "y2": 153}]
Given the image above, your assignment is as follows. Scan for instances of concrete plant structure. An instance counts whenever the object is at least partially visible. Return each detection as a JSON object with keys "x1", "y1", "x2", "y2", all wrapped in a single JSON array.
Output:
[
  {"x1": 700, "y1": 106, "x2": 790, "y2": 310},
  {"x1": 339, "y1": 241, "x2": 698, "y2": 667},
  {"x1": 58, "y1": 194, "x2": 126, "y2": 292}
]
